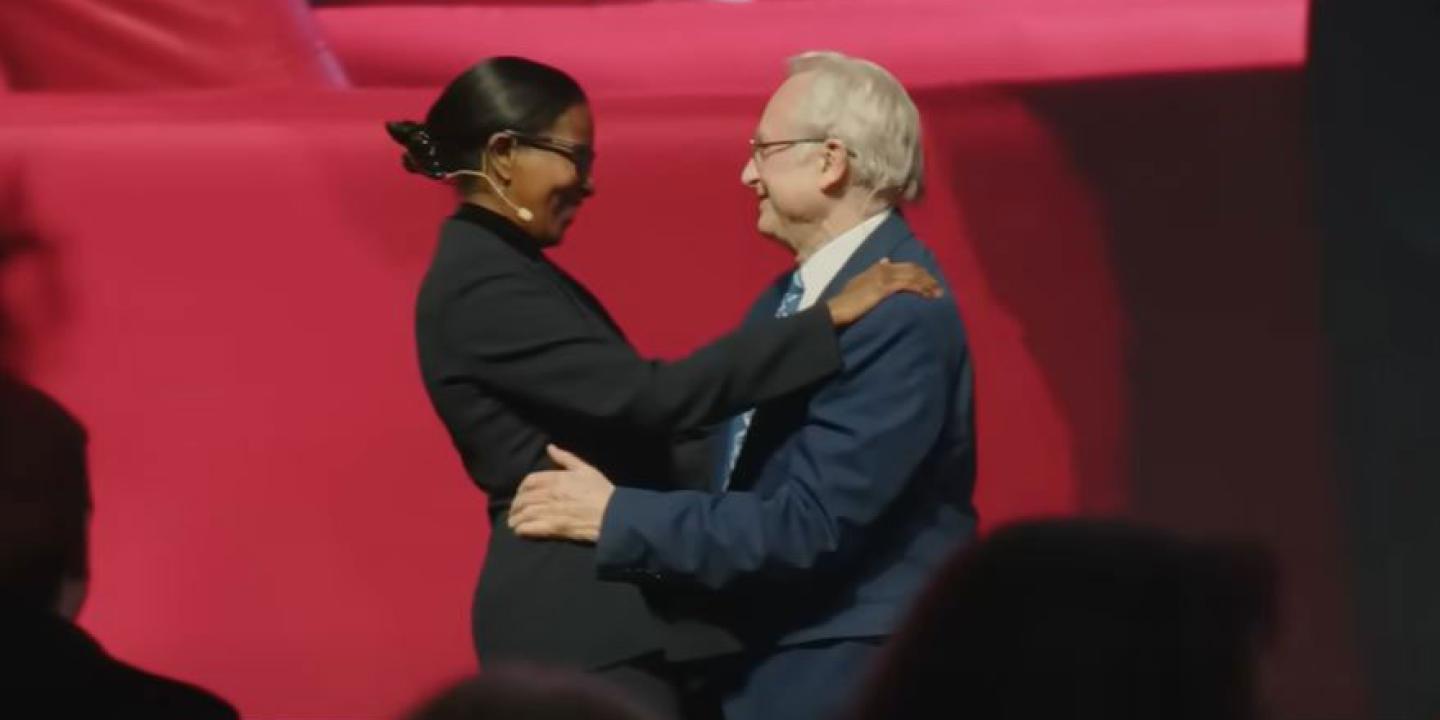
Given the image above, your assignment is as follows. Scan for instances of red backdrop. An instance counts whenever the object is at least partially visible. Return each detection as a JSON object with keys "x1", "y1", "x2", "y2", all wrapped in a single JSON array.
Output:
[
  {"x1": 1, "y1": 1, "x2": 1361, "y2": 718},
  {"x1": 0, "y1": 85, "x2": 1112, "y2": 718}
]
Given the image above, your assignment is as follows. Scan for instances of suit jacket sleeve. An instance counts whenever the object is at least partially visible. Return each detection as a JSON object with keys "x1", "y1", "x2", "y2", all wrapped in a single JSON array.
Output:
[
  {"x1": 442, "y1": 269, "x2": 842, "y2": 435},
  {"x1": 593, "y1": 294, "x2": 953, "y2": 589}
]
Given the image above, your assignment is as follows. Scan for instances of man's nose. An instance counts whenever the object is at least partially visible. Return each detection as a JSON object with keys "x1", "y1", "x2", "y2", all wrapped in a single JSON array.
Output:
[{"x1": 740, "y1": 156, "x2": 759, "y2": 187}]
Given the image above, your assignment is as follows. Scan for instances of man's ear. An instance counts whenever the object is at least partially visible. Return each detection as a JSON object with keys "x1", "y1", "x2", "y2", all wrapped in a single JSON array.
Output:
[{"x1": 818, "y1": 138, "x2": 851, "y2": 193}]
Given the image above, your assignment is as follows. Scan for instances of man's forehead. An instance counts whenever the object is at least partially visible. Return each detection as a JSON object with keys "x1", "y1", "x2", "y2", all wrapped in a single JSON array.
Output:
[
  {"x1": 751, "y1": 115, "x2": 776, "y2": 142},
  {"x1": 754, "y1": 83, "x2": 805, "y2": 140}
]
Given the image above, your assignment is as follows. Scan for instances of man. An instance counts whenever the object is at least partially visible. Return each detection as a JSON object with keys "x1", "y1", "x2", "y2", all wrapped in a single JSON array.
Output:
[
  {"x1": 509, "y1": 51, "x2": 976, "y2": 720},
  {"x1": 0, "y1": 203, "x2": 237, "y2": 718},
  {"x1": 0, "y1": 374, "x2": 239, "y2": 719}
]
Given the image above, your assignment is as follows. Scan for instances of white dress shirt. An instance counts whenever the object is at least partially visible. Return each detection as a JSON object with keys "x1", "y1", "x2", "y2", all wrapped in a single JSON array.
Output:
[{"x1": 795, "y1": 210, "x2": 893, "y2": 310}]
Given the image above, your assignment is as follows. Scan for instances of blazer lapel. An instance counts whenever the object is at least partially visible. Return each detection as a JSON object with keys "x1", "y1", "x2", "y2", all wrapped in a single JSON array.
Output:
[
  {"x1": 539, "y1": 259, "x2": 631, "y2": 342},
  {"x1": 743, "y1": 274, "x2": 791, "y2": 327},
  {"x1": 712, "y1": 272, "x2": 794, "y2": 490},
  {"x1": 727, "y1": 213, "x2": 916, "y2": 490}
]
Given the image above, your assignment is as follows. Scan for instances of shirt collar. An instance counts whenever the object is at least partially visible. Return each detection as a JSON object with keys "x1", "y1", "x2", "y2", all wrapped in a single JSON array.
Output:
[{"x1": 795, "y1": 210, "x2": 892, "y2": 306}]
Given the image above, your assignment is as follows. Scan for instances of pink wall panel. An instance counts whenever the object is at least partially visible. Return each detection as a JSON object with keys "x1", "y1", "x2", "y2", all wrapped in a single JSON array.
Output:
[
  {"x1": 0, "y1": 0, "x2": 344, "y2": 90},
  {"x1": 318, "y1": 0, "x2": 1307, "y2": 92}
]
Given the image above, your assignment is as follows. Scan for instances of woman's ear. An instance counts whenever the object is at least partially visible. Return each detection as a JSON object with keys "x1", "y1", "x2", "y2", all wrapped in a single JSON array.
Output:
[{"x1": 484, "y1": 132, "x2": 519, "y2": 184}]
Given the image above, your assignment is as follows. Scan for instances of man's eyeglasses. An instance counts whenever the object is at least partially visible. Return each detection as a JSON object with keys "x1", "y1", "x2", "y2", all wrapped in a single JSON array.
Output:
[
  {"x1": 512, "y1": 132, "x2": 595, "y2": 179},
  {"x1": 749, "y1": 138, "x2": 856, "y2": 164}
]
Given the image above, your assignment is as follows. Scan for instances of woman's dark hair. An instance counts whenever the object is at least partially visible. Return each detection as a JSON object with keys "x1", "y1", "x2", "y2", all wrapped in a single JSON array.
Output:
[{"x1": 385, "y1": 57, "x2": 586, "y2": 183}]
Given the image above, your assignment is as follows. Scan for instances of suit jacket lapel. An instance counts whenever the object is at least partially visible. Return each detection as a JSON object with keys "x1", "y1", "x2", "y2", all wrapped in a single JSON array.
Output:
[
  {"x1": 540, "y1": 259, "x2": 630, "y2": 342},
  {"x1": 743, "y1": 274, "x2": 791, "y2": 327},
  {"x1": 728, "y1": 213, "x2": 916, "y2": 490},
  {"x1": 711, "y1": 273, "x2": 793, "y2": 489}
]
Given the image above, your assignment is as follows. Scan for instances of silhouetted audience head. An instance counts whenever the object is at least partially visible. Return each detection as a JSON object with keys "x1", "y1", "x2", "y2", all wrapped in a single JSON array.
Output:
[
  {"x1": 0, "y1": 375, "x2": 90, "y2": 616},
  {"x1": 1, "y1": 171, "x2": 90, "y2": 617},
  {"x1": 1, "y1": 180, "x2": 236, "y2": 718},
  {"x1": 0, "y1": 374, "x2": 237, "y2": 719},
  {"x1": 852, "y1": 519, "x2": 1276, "y2": 720},
  {"x1": 405, "y1": 665, "x2": 660, "y2": 720}
]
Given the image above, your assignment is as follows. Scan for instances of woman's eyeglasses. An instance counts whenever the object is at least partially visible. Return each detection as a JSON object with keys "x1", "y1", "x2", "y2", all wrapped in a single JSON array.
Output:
[{"x1": 511, "y1": 133, "x2": 595, "y2": 179}]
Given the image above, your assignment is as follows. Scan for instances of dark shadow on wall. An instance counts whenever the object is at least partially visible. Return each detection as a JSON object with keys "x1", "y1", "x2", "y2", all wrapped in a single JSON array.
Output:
[
  {"x1": 928, "y1": 69, "x2": 1366, "y2": 719},
  {"x1": 918, "y1": 86, "x2": 1127, "y2": 519}
]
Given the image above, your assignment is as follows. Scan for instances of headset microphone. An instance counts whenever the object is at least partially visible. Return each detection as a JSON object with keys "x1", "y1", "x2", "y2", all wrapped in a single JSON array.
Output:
[{"x1": 446, "y1": 169, "x2": 534, "y2": 223}]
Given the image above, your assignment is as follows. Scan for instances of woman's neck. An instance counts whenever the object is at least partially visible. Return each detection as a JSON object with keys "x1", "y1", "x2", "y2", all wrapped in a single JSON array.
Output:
[{"x1": 463, "y1": 193, "x2": 524, "y2": 227}]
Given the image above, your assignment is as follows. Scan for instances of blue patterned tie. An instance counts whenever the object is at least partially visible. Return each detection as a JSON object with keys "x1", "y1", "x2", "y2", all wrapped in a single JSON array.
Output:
[{"x1": 721, "y1": 270, "x2": 805, "y2": 489}]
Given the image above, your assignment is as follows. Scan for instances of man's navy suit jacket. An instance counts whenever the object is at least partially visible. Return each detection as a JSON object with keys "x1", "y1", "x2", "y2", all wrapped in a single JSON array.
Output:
[{"x1": 598, "y1": 213, "x2": 978, "y2": 647}]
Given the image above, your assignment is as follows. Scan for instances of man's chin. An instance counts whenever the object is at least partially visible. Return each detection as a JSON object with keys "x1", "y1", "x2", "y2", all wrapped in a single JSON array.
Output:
[{"x1": 755, "y1": 218, "x2": 779, "y2": 241}]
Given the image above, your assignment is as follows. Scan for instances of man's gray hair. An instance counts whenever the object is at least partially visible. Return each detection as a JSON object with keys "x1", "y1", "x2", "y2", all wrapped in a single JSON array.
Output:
[{"x1": 786, "y1": 51, "x2": 924, "y2": 203}]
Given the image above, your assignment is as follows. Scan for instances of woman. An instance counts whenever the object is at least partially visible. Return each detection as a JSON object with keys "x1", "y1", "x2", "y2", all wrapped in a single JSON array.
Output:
[{"x1": 388, "y1": 57, "x2": 938, "y2": 715}]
